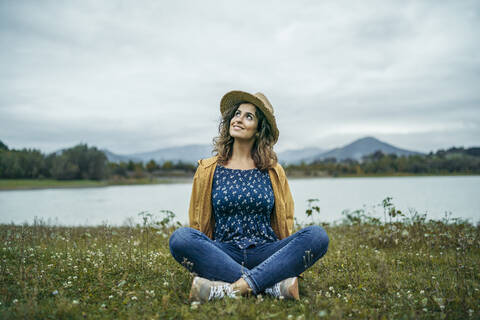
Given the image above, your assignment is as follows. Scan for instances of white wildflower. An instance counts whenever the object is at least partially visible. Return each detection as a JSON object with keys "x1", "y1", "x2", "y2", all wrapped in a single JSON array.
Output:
[{"x1": 318, "y1": 310, "x2": 327, "y2": 317}]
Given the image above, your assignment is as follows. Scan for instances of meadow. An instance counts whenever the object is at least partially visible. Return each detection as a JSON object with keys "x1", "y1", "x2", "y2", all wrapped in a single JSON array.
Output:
[
  {"x1": 1, "y1": 201, "x2": 479, "y2": 319},
  {"x1": 0, "y1": 178, "x2": 191, "y2": 190}
]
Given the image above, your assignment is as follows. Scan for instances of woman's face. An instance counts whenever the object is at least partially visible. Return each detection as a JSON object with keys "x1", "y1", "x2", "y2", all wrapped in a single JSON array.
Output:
[{"x1": 229, "y1": 103, "x2": 259, "y2": 142}]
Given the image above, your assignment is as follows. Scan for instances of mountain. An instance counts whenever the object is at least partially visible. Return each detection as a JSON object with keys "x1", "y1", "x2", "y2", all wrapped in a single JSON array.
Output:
[
  {"x1": 102, "y1": 137, "x2": 423, "y2": 164},
  {"x1": 277, "y1": 147, "x2": 325, "y2": 165},
  {"x1": 101, "y1": 149, "x2": 142, "y2": 163},
  {"x1": 307, "y1": 136, "x2": 423, "y2": 162},
  {"x1": 129, "y1": 144, "x2": 213, "y2": 164},
  {"x1": 104, "y1": 144, "x2": 213, "y2": 164},
  {"x1": 106, "y1": 145, "x2": 325, "y2": 165}
]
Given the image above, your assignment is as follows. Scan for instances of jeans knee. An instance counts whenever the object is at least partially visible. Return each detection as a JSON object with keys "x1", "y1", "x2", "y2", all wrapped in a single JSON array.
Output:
[
  {"x1": 305, "y1": 225, "x2": 329, "y2": 255},
  {"x1": 169, "y1": 227, "x2": 194, "y2": 256}
]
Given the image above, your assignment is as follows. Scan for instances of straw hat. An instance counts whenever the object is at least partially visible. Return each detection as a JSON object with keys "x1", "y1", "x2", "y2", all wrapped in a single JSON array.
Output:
[{"x1": 220, "y1": 90, "x2": 279, "y2": 143}]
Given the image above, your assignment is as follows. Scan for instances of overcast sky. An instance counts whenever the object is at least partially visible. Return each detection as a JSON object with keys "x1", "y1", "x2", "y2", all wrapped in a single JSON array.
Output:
[{"x1": 1, "y1": 0, "x2": 479, "y2": 155}]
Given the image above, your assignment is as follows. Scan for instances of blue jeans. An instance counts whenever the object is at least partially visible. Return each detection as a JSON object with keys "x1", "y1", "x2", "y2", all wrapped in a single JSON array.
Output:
[{"x1": 169, "y1": 225, "x2": 329, "y2": 294}]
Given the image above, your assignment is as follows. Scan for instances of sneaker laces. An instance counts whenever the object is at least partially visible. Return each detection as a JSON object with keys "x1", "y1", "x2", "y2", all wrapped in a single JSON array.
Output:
[
  {"x1": 265, "y1": 282, "x2": 281, "y2": 298},
  {"x1": 208, "y1": 284, "x2": 237, "y2": 301}
]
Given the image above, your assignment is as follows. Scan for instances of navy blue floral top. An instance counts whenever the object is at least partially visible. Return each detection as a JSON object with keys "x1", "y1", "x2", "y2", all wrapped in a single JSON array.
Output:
[{"x1": 212, "y1": 165, "x2": 278, "y2": 249}]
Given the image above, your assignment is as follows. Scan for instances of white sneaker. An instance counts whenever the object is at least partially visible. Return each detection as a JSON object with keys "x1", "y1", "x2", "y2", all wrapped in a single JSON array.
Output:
[
  {"x1": 265, "y1": 277, "x2": 299, "y2": 300},
  {"x1": 189, "y1": 276, "x2": 238, "y2": 303}
]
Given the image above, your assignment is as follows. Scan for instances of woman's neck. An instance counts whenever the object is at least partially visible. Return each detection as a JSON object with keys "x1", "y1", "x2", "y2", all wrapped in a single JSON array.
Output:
[{"x1": 225, "y1": 139, "x2": 256, "y2": 169}]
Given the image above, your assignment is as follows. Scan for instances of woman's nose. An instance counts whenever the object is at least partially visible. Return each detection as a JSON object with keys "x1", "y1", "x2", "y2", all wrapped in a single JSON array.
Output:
[{"x1": 234, "y1": 116, "x2": 244, "y2": 123}]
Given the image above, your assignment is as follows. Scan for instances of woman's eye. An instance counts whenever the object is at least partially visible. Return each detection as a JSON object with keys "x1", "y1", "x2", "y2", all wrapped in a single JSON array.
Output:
[
  {"x1": 235, "y1": 111, "x2": 241, "y2": 117},
  {"x1": 247, "y1": 115, "x2": 253, "y2": 120}
]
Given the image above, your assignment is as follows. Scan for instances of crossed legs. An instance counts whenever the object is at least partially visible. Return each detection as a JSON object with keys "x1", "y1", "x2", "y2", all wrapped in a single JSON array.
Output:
[{"x1": 169, "y1": 225, "x2": 329, "y2": 295}]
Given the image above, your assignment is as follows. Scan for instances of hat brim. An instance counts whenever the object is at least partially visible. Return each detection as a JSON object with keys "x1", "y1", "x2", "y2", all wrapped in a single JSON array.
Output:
[{"x1": 220, "y1": 90, "x2": 279, "y2": 143}]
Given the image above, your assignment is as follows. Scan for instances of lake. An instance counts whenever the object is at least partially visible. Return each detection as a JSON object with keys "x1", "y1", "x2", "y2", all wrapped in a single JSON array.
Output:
[{"x1": 0, "y1": 176, "x2": 479, "y2": 226}]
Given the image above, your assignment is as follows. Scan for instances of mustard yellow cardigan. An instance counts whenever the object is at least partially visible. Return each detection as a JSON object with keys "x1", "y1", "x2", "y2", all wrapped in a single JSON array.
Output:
[{"x1": 188, "y1": 156, "x2": 294, "y2": 240}]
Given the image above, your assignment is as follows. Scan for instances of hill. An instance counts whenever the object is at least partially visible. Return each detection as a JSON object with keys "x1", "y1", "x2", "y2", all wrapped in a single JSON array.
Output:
[
  {"x1": 103, "y1": 137, "x2": 424, "y2": 164},
  {"x1": 306, "y1": 136, "x2": 423, "y2": 163},
  {"x1": 104, "y1": 144, "x2": 213, "y2": 164}
]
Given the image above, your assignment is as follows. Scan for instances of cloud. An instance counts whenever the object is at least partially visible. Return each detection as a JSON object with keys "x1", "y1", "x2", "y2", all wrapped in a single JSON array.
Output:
[{"x1": 1, "y1": 0, "x2": 479, "y2": 154}]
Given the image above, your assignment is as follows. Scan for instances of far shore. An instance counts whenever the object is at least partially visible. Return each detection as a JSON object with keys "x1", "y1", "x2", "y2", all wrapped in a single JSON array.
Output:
[
  {"x1": 1, "y1": 172, "x2": 478, "y2": 191},
  {"x1": 0, "y1": 177, "x2": 194, "y2": 191}
]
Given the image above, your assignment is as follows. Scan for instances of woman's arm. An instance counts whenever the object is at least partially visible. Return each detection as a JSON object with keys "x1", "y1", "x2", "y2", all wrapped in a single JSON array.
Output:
[{"x1": 188, "y1": 166, "x2": 201, "y2": 231}]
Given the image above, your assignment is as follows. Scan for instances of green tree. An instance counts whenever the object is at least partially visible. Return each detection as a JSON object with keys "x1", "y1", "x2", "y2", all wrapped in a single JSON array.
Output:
[
  {"x1": 48, "y1": 144, "x2": 108, "y2": 180},
  {"x1": 127, "y1": 160, "x2": 136, "y2": 171},
  {"x1": 109, "y1": 162, "x2": 128, "y2": 177},
  {"x1": 0, "y1": 148, "x2": 47, "y2": 178},
  {"x1": 18, "y1": 149, "x2": 47, "y2": 178},
  {"x1": 146, "y1": 159, "x2": 158, "y2": 173},
  {"x1": 0, "y1": 151, "x2": 23, "y2": 178},
  {"x1": 162, "y1": 161, "x2": 173, "y2": 170},
  {"x1": 50, "y1": 154, "x2": 79, "y2": 180},
  {"x1": 0, "y1": 140, "x2": 8, "y2": 151}
]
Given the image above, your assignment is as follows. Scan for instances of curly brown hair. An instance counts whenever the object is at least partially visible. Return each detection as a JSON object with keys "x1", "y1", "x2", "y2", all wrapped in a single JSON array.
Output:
[{"x1": 212, "y1": 103, "x2": 278, "y2": 171}]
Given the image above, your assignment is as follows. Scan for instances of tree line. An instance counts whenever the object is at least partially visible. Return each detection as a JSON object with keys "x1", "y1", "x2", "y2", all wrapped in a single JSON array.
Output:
[
  {"x1": 1, "y1": 140, "x2": 479, "y2": 180},
  {"x1": 108, "y1": 159, "x2": 195, "y2": 179},
  {"x1": 0, "y1": 142, "x2": 108, "y2": 180},
  {"x1": 0, "y1": 141, "x2": 196, "y2": 180},
  {"x1": 284, "y1": 147, "x2": 480, "y2": 177}
]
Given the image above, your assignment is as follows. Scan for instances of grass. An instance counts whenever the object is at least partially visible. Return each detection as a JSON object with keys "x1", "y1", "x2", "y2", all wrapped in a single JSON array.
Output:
[
  {"x1": 0, "y1": 205, "x2": 479, "y2": 319},
  {"x1": 2, "y1": 173, "x2": 477, "y2": 191},
  {"x1": 0, "y1": 179, "x2": 109, "y2": 190},
  {"x1": 286, "y1": 171, "x2": 479, "y2": 179},
  {"x1": 334, "y1": 172, "x2": 479, "y2": 178},
  {"x1": 0, "y1": 178, "x2": 192, "y2": 190}
]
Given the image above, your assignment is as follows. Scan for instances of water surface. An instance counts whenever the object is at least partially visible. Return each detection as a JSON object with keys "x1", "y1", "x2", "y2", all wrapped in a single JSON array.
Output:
[{"x1": 0, "y1": 176, "x2": 478, "y2": 226}]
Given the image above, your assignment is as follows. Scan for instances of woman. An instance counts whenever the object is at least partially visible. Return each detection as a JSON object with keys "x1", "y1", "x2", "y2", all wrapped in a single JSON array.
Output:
[{"x1": 169, "y1": 90, "x2": 329, "y2": 302}]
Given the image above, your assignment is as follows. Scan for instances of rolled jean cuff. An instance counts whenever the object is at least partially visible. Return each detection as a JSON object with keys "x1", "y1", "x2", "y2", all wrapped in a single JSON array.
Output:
[{"x1": 241, "y1": 273, "x2": 259, "y2": 295}]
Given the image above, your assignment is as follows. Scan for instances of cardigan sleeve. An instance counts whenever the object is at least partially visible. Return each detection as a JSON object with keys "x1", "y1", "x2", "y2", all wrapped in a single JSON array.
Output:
[
  {"x1": 272, "y1": 163, "x2": 295, "y2": 237},
  {"x1": 188, "y1": 165, "x2": 201, "y2": 231},
  {"x1": 281, "y1": 167, "x2": 295, "y2": 236}
]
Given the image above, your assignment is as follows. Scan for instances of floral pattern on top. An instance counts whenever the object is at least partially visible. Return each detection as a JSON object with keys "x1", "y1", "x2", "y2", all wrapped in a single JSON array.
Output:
[{"x1": 212, "y1": 165, "x2": 278, "y2": 249}]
